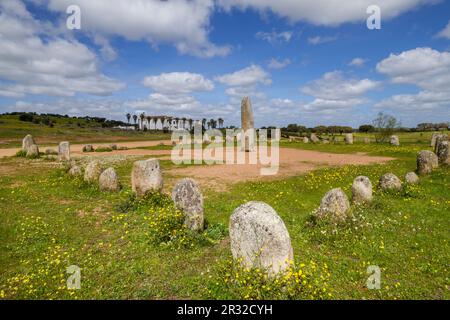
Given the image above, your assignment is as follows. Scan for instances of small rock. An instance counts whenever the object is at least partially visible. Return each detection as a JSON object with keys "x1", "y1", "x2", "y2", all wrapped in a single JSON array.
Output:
[
  {"x1": 379, "y1": 173, "x2": 402, "y2": 191},
  {"x1": 344, "y1": 133, "x2": 354, "y2": 145},
  {"x1": 417, "y1": 150, "x2": 438, "y2": 175},
  {"x1": 436, "y1": 141, "x2": 449, "y2": 165},
  {"x1": 390, "y1": 135, "x2": 400, "y2": 146},
  {"x1": 110, "y1": 144, "x2": 118, "y2": 150},
  {"x1": 229, "y1": 201, "x2": 293, "y2": 275},
  {"x1": 68, "y1": 165, "x2": 82, "y2": 176},
  {"x1": 172, "y1": 178, "x2": 204, "y2": 231},
  {"x1": 99, "y1": 167, "x2": 120, "y2": 192},
  {"x1": 26, "y1": 144, "x2": 39, "y2": 158},
  {"x1": 405, "y1": 172, "x2": 419, "y2": 184},
  {"x1": 131, "y1": 158, "x2": 163, "y2": 196},
  {"x1": 58, "y1": 141, "x2": 70, "y2": 161},
  {"x1": 316, "y1": 188, "x2": 350, "y2": 223},
  {"x1": 352, "y1": 176, "x2": 373, "y2": 204},
  {"x1": 84, "y1": 160, "x2": 103, "y2": 183},
  {"x1": 310, "y1": 133, "x2": 319, "y2": 143},
  {"x1": 83, "y1": 145, "x2": 94, "y2": 152}
]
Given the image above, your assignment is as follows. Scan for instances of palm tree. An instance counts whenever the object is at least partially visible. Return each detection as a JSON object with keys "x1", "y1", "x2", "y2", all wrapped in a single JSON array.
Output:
[{"x1": 126, "y1": 113, "x2": 131, "y2": 124}]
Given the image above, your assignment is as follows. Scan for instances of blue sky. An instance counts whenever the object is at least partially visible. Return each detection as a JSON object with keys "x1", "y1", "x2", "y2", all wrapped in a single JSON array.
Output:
[{"x1": 1, "y1": 0, "x2": 450, "y2": 128}]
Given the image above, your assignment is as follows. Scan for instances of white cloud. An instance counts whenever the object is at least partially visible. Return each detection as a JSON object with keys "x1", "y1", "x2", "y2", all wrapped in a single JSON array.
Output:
[
  {"x1": 215, "y1": 65, "x2": 272, "y2": 87},
  {"x1": 308, "y1": 35, "x2": 337, "y2": 45},
  {"x1": 376, "y1": 47, "x2": 450, "y2": 116},
  {"x1": 255, "y1": 30, "x2": 293, "y2": 45},
  {"x1": 267, "y1": 58, "x2": 292, "y2": 69},
  {"x1": 218, "y1": 0, "x2": 438, "y2": 26},
  {"x1": 142, "y1": 72, "x2": 214, "y2": 95},
  {"x1": 349, "y1": 58, "x2": 367, "y2": 67},
  {"x1": 376, "y1": 47, "x2": 450, "y2": 92},
  {"x1": 44, "y1": 0, "x2": 230, "y2": 58},
  {"x1": 301, "y1": 71, "x2": 380, "y2": 100},
  {"x1": 0, "y1": 0, "x2": 124, "y2": 98},
  {"x1": 437, "y1": 20, "x2": 450, "y2": 39}
]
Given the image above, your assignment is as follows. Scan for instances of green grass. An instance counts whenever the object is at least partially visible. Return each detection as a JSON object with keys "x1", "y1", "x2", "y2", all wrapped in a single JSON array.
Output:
[{"x1": 0, "y1": 138, "x2": 449, "y2": 300}]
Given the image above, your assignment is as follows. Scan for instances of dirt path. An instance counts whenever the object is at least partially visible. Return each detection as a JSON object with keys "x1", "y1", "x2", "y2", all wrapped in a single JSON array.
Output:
[
  {"x1": 168, "y1": 147, "x2": 394, "y2": 190},
  {"x1": 0, "y1": 140, "x2": 172, "y2": 157}
]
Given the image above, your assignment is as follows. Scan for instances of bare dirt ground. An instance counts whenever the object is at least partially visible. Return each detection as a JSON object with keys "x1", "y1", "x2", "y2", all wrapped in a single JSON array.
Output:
[
  {"x1": 0, "y1": 140, "x2": 171, "y2": 158},
  {"x1": 167, "y1": 147, "x2": 394, "y2": 190}
]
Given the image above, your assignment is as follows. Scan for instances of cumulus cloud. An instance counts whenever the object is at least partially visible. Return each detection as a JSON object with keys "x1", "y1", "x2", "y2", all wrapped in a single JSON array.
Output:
[
  {"x1": 376, "y1": 47, "x2": 450, "y2": 117},
  {"x1": 0, "y1": 0, "x2": 124, "y2": 98},
  {"x1": 376, "y1": 47, "x2": 450, "y2": 92},
  {"x1": 255, "y1": 30, "x2": 293, "y2": 45},
  {"x1": 142, "y1": 72, "x2": 214, "y2": 95},
  {"x1": 44, "y1": 0, "x2": 230, "y2": 58},
  {"x1": 215, "y1": 65, "x2": 272, "y2": 87},
  {"x1": 301, "y1": 71, "x2": 380, "y2": 100},
  {"x1": 437, "y1": 20, "x2": 450, "y2": 39},
  {"x1": 349, "y1": 58, "x2": 367, "y2": 67},
  {"x1": 267, "y1": 58, "x2": 292, "y2": 69},
  {"x1": 218, "y1": 0, "x2": 438, "y2": 26}
]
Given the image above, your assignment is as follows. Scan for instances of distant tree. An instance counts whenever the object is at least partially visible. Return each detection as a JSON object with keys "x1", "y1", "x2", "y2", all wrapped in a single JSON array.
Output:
[
  {"x1": 359, "y1": 124, "x2": 375, "y2": 133},
  {"x1": 313, "y1": 126, "x2": 328, "y2": 135},
  {"x1": 126, "y1": 113, "x2": 131, "y2": 124},
  {"x1": 218, "y1": 118, "x2": 224, "y2": 128},
  {"x1": 372, "y1": 112, "x2": 401, "y2": 143},
  {"x1": 132, "y1": 114, "x2": 138, "y2": 125}
]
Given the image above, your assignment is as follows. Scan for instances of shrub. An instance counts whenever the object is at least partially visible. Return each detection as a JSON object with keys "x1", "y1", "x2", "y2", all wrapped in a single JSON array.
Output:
[
  {"x1": 15, "y1": 150, "x2": 27, "y2": 157},
  {"x1": 94, "y1": 147, "x2": 113, "y2": 152}
]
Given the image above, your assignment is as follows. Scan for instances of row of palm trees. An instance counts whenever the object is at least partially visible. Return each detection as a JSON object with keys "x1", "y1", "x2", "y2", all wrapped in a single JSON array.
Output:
[{"x1": 125, "y1": 113, "x2": 224, "y2": 131}]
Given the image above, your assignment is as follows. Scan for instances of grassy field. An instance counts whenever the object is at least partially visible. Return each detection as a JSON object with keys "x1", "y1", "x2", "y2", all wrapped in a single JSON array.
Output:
[
  {"x1": 0, "y1": 114, "x2": 170, "y2": 148},
  {"x1": 0, "y1": 133, "x2": 449, "y2": 300}
]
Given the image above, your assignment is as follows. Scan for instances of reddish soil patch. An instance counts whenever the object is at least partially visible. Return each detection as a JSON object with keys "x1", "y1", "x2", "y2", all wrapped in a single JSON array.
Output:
[{"x1": 168, "y1": 147, "x2": 394, "y2": 190}]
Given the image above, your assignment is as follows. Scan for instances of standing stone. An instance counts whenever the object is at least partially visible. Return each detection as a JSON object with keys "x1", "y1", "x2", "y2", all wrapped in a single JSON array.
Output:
[
  {"x1": 379, "y1": 173, "x2": 402, "y2": 191},
  {"x1": 417, "y1": 150, "x2": 438, "y2": 175},
  {"x1": 22, "y1": 134, "x2": 36, "y2": 152},
  {"x1": 303, "y1": 137, "x2": 310, "y2": 143},
  {"x1": 26, "y1": 144, "x2": 39, "y2": 158},
  {"x1": 405, "y1": 172, "x2": 419, "y2": 184},
  {"x1": 434, "y1": 134, "x2": 449, "y2": 153},
  {"x1": 172, "y1": 178, "x2": 204, "y2": 231},
  {"x1": 84, "y1": 160, "x2": 103, "y2": 183},
  {"x1": 390, "y1": 135, "x2": 400, "y2": 146},
  {"x1": 131, "y1": 158, "x2": 163, "y2": 196},
  {"x1": 99, "y1": 168, "x2": 120, "y2": 192},
  {"x1": 110, "y1": 144, "x2": 118, "y2": 150},
  {"x1": 68, "y1": 165, "x2": 82, "y2": 176},
  {"x1": 344, "y1": 133, "x2": 354, "y2": 145},
  {"x1": 430, "y1": 133, "x2": 439, "y2": 148},
  {"x1": 241, "y1": 97, "x2": 255, "y2": 152},
  {"x1": 436, "y1": 141, "x2": 450, "y2": 165},
  {"x1": 352, "y1": 176, "x2": 373, "y2": 204},
  {"x1": 229, "y1": 201, "x2": 293, "y2": 275},
  {"x1": 58, "y1": 141, "x2": 70, "y2": 161},
  {"x1": 310, "y1": 133, "x2": 320, "y2": 143},
  {"x1": 83, "y1": 144, "x2": 94, "y2": 152},
  {"x1": 315, "y1": 188, "x2": 350, "y2": 223}
]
